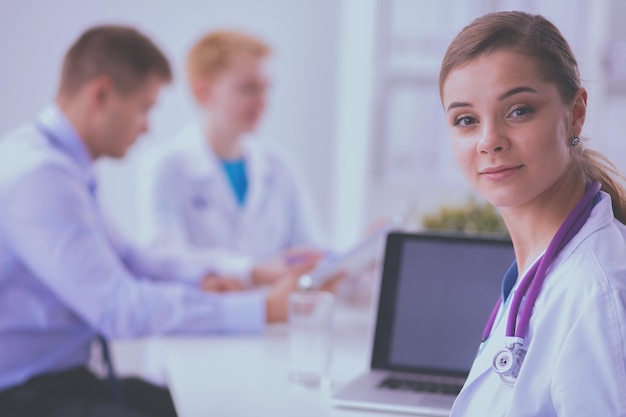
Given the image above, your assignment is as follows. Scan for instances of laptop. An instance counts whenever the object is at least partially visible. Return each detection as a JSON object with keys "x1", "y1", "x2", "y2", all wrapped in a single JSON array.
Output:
[{"x1": 333, "y1": 230, "x2": 515, "y2": 416}]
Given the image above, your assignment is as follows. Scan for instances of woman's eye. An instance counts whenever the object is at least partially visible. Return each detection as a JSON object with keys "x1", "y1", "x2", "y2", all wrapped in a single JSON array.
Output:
[
  {"x1": 510, "y1": 106, "x2": 533, "y2": 118},
  {"x1": 453, "y1": 115, "x2": 476, "y2": 127}
]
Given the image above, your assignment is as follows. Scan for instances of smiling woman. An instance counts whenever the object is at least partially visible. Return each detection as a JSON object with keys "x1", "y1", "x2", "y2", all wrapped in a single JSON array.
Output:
[
  {"x1": 443, "y1": 50, "x2": 579, "y2": 216},
  {"x1": 437, "y1": 10, "x2": 626, "y2": 417}
]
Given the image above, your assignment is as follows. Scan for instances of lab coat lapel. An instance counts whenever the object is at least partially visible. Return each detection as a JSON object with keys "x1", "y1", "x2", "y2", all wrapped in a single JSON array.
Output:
[
  {"x1": 240, "y1": 141, "x2": 272, "y2": 229},
  {"x1": 462, "y1": 288, "x2": 516, "y2": 390},
  {"x1": 453, "y1": 192, "x2": 615, "y2": 417},
  {"x1": 463, "y1": 192, "x2": 613, "y2": 392},
  {"x1": 452, "y1": 300, "x2": 515, "y2": 416},
  {"x1": 185, "y1": 126, "x2": 239, "y2": 215}
]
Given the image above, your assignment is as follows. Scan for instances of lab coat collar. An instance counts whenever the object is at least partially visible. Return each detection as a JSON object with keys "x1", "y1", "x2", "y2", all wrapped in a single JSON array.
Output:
[
  {"x1": 179, "y1": 123, "x2": 272, "y2": 183},
  {"x1": 172, "y1": 123, "x2": 220, "y2": 178},
  {"x1": 177, "y1": 122, "x2": 275, "y2": 215},
  {"x1": 239, "y1": 141, "x2": 274, "y2": 220},
  {"x1": 554, "y1": 190, "x2": 615, "y2": 262}
]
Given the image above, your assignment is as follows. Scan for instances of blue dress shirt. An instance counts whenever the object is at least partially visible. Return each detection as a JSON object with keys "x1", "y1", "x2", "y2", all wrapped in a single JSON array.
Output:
[{"x1": 0, "y1": 106, "x2": 265, "y2": 391}]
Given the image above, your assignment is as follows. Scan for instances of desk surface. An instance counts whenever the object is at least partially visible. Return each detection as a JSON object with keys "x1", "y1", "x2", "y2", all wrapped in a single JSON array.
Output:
[
  {"x1": 166, "y1": 302, "x2": 374, "y2": 417},
  {"x1": 113, "y1": 298, "x2": 434, "y2": 417}
]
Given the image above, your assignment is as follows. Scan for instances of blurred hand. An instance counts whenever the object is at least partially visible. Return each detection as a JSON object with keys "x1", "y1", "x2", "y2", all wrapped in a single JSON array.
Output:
[
  {"x1": 264, "y1": 269, "x2": 348, "y2": 323},
  {"x1": 251, "y1": 247, "x2": 325, "y2": 286},
  {"x1": 200, "y1": 274, "x2": 245, "y2": 293},
  {"x1": 317, "y1": 269, "x2": 347, "y2": 293},
  {"x1": 264, "y1": 274, "x2": 299, "y2": 323}
]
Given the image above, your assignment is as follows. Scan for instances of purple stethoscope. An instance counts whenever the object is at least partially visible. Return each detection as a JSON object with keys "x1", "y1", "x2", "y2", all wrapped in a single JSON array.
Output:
[{"x1": 482, "y1": 181, "x2": 601, "y2": 385}]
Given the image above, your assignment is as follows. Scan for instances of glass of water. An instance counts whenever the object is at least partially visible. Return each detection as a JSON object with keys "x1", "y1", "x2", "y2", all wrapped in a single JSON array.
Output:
[{"x1": 288, "y1": 290, "x2": 335, "y2": 388}]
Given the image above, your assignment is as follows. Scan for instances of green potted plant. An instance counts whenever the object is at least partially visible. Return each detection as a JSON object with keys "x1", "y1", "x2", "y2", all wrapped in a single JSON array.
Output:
[{"x1": 421, "y1": 196, "x2": 508, "y2": 235}]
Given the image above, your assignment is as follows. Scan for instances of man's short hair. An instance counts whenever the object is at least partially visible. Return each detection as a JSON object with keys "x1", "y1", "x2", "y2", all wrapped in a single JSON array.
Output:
[
  {"x1": 186, "y1": 29, "x2": 271, "y2": 87},
  {"x1": 59, "y1": 25, "x2": 172, "y2": 96}
]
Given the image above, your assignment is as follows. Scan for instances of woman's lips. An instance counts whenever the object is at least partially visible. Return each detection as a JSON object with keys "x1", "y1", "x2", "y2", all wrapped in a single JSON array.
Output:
[{"x1": 480, "y1": 164, "x2": 523, "y2": 181}]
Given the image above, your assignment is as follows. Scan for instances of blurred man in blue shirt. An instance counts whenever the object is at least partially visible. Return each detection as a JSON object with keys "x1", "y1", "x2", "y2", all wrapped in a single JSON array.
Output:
[{"x1": 0, "y1": 25, "x2": 320, "y2": 417}]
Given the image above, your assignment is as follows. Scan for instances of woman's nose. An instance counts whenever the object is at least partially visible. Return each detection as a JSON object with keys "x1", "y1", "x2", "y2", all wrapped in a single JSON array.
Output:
[{"x1": 477, "y1": 121, "x2": 509, "y2": 154}]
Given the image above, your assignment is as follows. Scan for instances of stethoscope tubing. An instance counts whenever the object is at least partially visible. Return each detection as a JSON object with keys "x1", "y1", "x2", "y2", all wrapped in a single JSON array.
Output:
[
  {"x1": 509, "y1": 181, "x2": 600, "y2": 338},
  {"x1": 482, "y1": 181, "x2": 602, "y2": 341}
]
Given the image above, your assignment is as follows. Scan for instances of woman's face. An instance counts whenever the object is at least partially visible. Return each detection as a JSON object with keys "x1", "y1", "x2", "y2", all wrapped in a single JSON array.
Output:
[
  {"x1": 441, "y1": 50, "x2": 585, "y2": 209},
  {"x1": 200, "y1": 52, "x2": 269, "y2": 136}
]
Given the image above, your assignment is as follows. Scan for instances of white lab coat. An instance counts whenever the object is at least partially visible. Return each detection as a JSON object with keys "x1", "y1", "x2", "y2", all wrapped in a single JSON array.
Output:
[
  {"x1": 451, "y1": 191, "x2": 626, "y2": 417},
  {"x1": 141, "y1": 123, "x2": 327, "y2": 281}
]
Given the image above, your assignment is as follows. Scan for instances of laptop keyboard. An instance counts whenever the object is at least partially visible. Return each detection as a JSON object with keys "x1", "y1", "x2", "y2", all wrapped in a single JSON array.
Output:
[{"x1": 378, "y1": 375, "x2": 463, "y2": 395}]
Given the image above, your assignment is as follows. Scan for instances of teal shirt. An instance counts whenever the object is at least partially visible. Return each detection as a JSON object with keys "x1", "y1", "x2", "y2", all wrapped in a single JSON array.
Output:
[
  {"x1": 221, "y1": 158, "x2": 248, "y2": 206},
  {"x1": 501, "y1": 261, "x2": 518, "y2": 302}
]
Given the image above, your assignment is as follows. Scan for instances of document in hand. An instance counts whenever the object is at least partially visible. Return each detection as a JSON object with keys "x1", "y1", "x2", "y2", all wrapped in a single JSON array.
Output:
[{"x1": 298, "y1": 227, "x2": 392, "y2": 290}]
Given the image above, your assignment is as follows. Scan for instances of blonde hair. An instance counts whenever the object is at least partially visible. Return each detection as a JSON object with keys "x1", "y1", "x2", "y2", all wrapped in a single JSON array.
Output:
[
  {"x1": 186, "y1": 29, "x2": 270, "y2": 88},
  {"x1": 439, "y1": 11, "x2": 626, "y2": 223}
]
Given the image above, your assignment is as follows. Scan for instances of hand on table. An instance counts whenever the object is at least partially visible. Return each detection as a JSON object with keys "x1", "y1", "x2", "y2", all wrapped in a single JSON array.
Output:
[
  {"x1": 251, "y1": 247, "x2": 325, "y2": 286},
  {"x1": 200, "y1": 274, "x2": 245, "y2": 293},
  {"x1": 264, "y1": 269, "x2": 347, "y2": 323}
]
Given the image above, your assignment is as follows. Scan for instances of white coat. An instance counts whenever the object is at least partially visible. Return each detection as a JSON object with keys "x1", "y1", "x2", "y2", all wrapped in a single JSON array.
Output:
[
  {"x1": 141, "y1": 123, "x2": 327, "y2": 280},
  {"x1": 451, "y1": 191, "x2": 626, "y2": 416}
]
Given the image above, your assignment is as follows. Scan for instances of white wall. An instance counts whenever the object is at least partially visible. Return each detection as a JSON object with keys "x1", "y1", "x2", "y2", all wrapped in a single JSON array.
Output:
[
  {"x1": 3, "y1": 1, "x2": 620, "y2": 249},
  {"x1": 0, "y1": 0, "x2": 343, "y2": 244},
  {"x1": 361, "y1": 0, "x2": 626, "y2": 232}
]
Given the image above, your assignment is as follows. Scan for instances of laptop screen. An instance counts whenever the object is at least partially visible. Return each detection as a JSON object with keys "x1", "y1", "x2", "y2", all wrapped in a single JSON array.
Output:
[{"x1": 371, "y1": 231, "x2": 515, "y2": 376}]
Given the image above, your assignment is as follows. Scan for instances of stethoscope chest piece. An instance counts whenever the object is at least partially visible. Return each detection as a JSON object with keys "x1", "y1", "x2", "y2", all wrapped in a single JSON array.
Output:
[{"x1": 492, "y1": 337, "x2": 526, "y2": 385}]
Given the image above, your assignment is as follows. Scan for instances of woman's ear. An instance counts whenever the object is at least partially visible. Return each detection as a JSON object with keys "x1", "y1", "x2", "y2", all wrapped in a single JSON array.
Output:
[{"x1": 571, "y1": 87, "x2": 587, "y2": 136}]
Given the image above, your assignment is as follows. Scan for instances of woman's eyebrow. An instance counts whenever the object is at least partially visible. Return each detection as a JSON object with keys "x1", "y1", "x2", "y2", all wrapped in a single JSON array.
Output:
[
  {"x1": 498, "y1": 86, "x2": 538, "y2": 101},
  {"x1": 446, "y1": 101, "x2": 471, "y2": 112},
  {"x1": 446, "y1": 86, "x2": 539, "y2": 113}
]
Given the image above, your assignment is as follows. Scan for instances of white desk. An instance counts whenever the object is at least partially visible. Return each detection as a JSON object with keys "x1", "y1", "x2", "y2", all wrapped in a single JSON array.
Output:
[
  {"x1": 113, "y1": 299, "x2": 432, "y2": 417},
  {"x1": 166, "y1": 302, "x2": 372, "y2": 416},
  {"x1": 109, "y1": 292, "x2": 436, "y2": 417}
]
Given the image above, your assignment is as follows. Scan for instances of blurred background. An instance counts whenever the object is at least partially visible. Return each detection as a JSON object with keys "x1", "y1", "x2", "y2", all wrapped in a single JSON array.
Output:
[{"x1": 1, "y1": 0, "x2": 624, "y2": 248}]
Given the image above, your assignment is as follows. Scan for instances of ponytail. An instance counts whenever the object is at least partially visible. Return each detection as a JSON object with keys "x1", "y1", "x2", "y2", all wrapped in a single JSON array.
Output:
[{"x1": 581, "y1": 149, "x2": 626, "y2": 224}]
